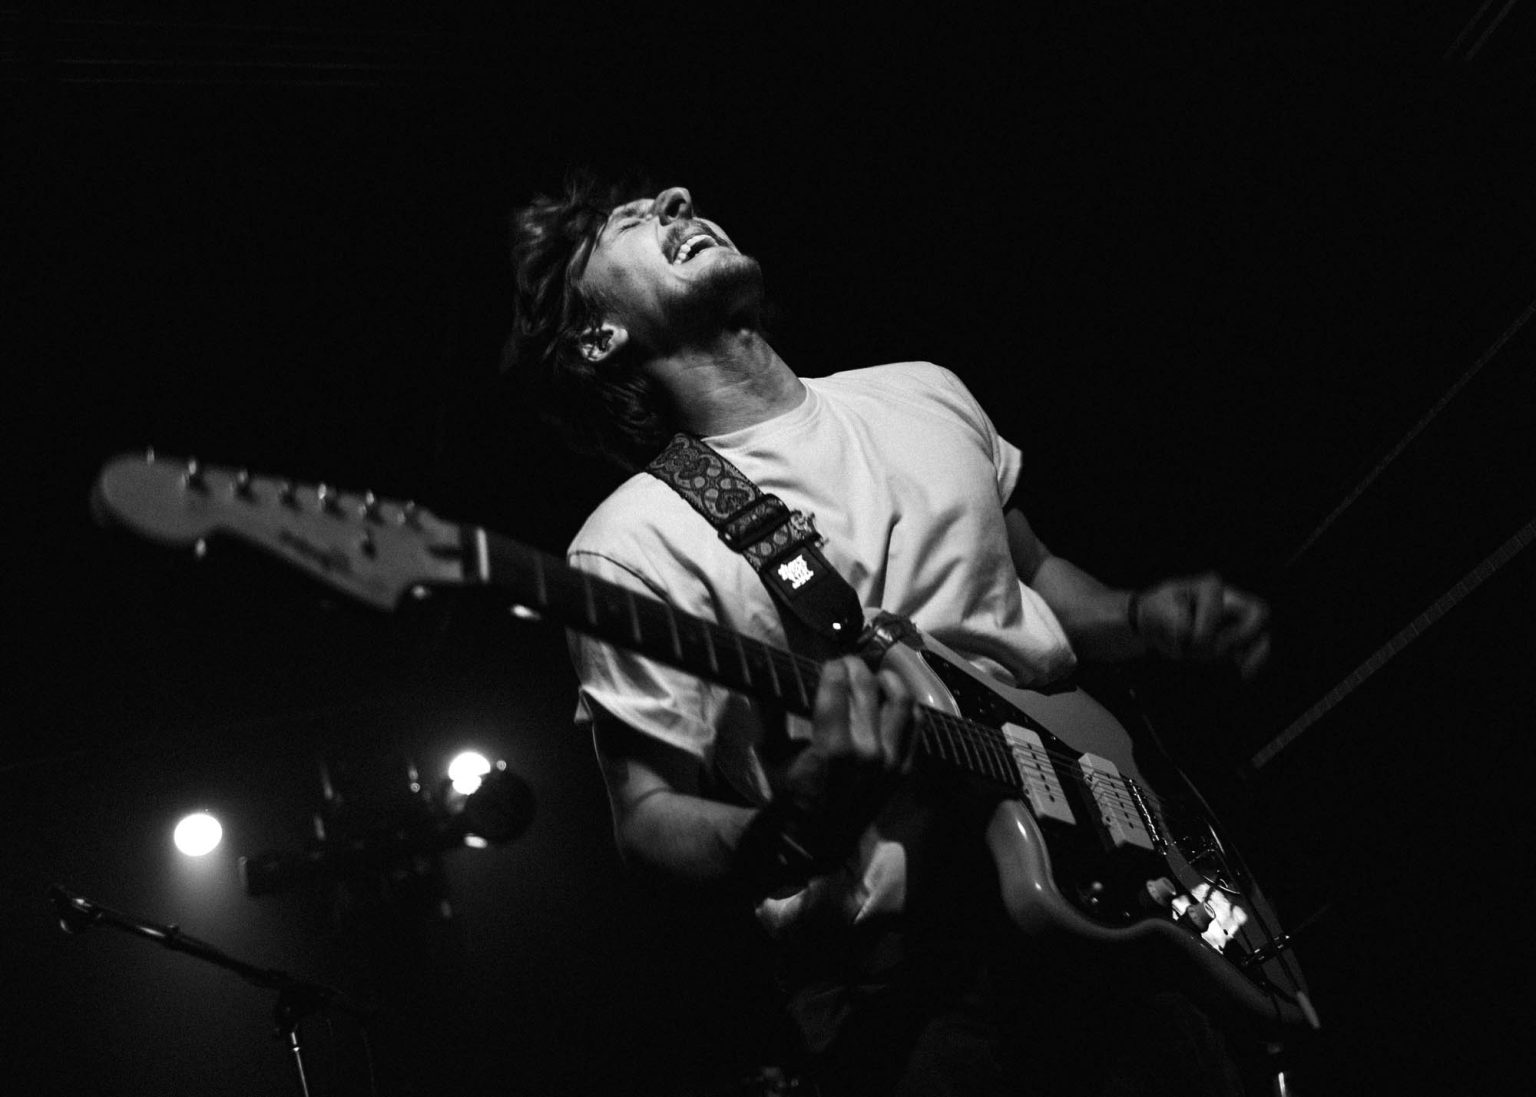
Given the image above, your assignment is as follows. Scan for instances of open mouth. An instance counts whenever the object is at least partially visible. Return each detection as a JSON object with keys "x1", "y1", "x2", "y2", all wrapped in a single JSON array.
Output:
[{"x1": 671, "y1": 232, "x2": 721, "y2": 265}]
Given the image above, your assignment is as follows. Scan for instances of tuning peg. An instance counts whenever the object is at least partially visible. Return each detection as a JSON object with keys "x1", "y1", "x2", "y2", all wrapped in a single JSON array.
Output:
[
  {"x1": 144, "y1": 446, "x2": 157, "y2": 464},
  {"x1": 183, "y1": 458, "x2": 208, "y2": 494},
  {"x1": 362, "y1": 491, "x2": 385, "y2": 524},
  {"x1": 278, "y1": 481, "x2": 300, "y2": 510},
  {"x1": 193, "y1": 538, "x2": 208, "y2": 560},
  {"x1": 317, "y1": 483, "x2": 345, "y2": 516},
  {"x1": 234, "y1": 469, "x2": 255, "y2": 500},
  {"x1": 358, "y1": 530, "x2": 378, "y2": 559},
  {"x1": 402, "y1": 501, "x2": 422, "y2": 529}
]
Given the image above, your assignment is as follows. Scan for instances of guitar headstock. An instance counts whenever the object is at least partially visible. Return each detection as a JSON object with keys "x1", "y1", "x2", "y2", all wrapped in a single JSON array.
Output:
[{"x1": 93, "y1": 452, "x2": 467, "y2": 611}]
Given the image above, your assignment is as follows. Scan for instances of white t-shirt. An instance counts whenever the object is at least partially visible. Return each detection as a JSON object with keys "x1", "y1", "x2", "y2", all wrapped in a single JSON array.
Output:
[{"x1": 566, "y1": 362, "x2": 1077, "y2": 923}]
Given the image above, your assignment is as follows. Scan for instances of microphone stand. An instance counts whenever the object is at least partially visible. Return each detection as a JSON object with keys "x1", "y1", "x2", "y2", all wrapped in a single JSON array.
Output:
[{"x1": 49, "y1": 884, "x2": 372, "y2": 1097}]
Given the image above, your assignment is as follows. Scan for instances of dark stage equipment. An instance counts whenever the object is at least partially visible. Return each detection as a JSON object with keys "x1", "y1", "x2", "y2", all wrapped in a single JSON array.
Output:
[
  {"x1": 240, "y1": 753, "x2": 535, "y2": 900},
  {"x1": 49, "y1": 885, "x2": 376, "y2": 1097}
]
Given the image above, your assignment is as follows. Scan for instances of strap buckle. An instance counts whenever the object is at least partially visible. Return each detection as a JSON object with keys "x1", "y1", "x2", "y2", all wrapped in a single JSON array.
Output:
[{"x1": 718, "y1": 495, "x2": 792, "y2": 552}]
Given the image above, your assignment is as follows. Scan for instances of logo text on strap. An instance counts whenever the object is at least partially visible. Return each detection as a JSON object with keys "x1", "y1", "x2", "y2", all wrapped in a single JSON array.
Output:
[{"x1": 776, "y1": 554, "x2": 816, "y2": 590}]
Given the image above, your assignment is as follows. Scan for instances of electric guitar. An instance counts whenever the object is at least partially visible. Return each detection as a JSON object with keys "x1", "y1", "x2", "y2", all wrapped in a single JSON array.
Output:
[{"x1": 93, "y1": 452, "x2": 1316, "y2": 1033}]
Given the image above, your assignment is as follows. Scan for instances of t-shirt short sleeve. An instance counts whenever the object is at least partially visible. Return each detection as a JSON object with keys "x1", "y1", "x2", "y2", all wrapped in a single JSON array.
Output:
[{"x1": 567, "y1": 547, "x2": 771, "y2": 805}]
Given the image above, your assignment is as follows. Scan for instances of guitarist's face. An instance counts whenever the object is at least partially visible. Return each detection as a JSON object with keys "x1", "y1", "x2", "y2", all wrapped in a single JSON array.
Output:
[{"x1": 579, "y1": 186, "x2": 764, "y2": 356}]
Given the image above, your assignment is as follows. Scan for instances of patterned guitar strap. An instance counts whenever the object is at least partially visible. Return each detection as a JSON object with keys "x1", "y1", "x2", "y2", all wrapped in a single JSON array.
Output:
[{"x1": 645, "y1": 432, "x2": 864, "y2": 658}]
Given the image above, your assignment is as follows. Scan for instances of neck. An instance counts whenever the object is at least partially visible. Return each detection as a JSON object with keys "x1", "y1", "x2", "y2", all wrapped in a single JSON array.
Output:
[{"x1": 649, "y1": 328, "x2": 804, "y2": 437}]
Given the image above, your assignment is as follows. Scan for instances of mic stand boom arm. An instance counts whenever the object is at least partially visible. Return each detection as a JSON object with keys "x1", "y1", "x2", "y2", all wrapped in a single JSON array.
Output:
[{"x1": 49, "y1": 885, "x2": 370, "y2": 1097}]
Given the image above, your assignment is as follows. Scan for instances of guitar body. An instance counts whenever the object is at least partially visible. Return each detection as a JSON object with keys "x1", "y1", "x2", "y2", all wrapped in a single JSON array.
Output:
[
  {"x1": 92, "y1": 452, "x2": 1315, "y2": 1035},
  {"x1": 886, "y1": 629, "x2": 1312, "y2": 1032}
]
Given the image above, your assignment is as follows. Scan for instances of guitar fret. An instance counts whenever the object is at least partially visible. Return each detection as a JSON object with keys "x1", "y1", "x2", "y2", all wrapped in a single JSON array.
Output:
[
  {"x1": 786, "y1": 654, "x2": 812, "y2": 711},
  {"x1": 624, "y1": 587, "x2": 642, "y2": 645},
  {"x1": 580, "y1": 570, "x2": 597, "y2": 628},
  {"x1": 670, "y1": 618, "x2": 709, "y2": 674},
  {"x1": 927, "y1": 715, "x2": 957, "y2": 766},
  {"x1": 947, "y1": 722, "x2": 968, "y2": 769},
  {"x1": 926, "y1": 713, "x2": 1024, "y2": 792},
  {"x1": 924, "y1": 717, "x2": 946, "y2": 764},
  {"x1": 964, "y1": 721, "x2": 991, "y2": 777},
  {"x1": 979, "y1": 728, "x2": 1011, "y2": 784},
  {"x1": 745, "y1": 643, "x2": 787, "y2": 705},
  {"x1": 664, "y1": 604, "x2": 683, "y2": 661},
  {"x1": 760, "y1": 640, "x2": 783, "y2": 702},
  {"x1": 950, "y1": 718, "x2": 975, "y2": 771},
  {"x1": 732, "y1": 633, "x2": 752, "y2": 688},
  {"x1": 960, "y1": 720, "x2": 984, "y2": 773}
]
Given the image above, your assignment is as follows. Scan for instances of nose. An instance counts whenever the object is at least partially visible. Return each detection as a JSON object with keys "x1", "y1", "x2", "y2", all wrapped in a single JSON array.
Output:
[{"x1": 654, "y1": 186, "x2": 693, "y2": 223}]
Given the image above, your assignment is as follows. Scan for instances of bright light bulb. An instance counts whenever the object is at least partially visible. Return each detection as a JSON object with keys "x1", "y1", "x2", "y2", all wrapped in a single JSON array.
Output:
[
  {"x1": 173, "y1": 812, "x2": 223, "y2": 857},
  {"x1": 448, "y1": 751, "x2": 492, "y2": 795}
]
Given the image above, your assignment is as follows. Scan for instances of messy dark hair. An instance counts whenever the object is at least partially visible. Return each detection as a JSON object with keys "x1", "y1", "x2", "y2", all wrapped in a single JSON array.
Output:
[{"x1": 501, "y1": 171, "x2": 674, "y2": 471}]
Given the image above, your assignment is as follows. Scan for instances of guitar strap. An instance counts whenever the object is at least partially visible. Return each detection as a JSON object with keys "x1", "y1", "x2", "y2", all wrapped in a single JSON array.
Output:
[{"x1": 646, "y1": 433, "x2": 864, "y2": 655}]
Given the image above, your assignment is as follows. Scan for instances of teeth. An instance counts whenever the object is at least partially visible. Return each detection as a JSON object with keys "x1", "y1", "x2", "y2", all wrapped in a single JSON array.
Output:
[{"x1": 672, "y1": 233, "x2": 717, "y2": 265}]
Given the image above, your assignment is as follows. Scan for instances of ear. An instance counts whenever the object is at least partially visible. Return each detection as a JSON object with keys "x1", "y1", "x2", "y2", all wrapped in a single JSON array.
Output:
[{"x1": 578, "y1": 322, "x2": 629, "y2": 364}]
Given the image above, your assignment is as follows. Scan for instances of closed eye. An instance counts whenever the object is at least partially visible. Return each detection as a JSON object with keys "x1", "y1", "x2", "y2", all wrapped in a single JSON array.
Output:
[{"x1": 601, "y1": 215, "x2": 642, "y2": 243}]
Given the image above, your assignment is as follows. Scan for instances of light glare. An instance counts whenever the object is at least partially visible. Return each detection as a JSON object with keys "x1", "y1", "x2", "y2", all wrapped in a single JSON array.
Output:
[
  {"x1": 448, "y1": 751, "x2": 491, "y2": 795},
  {"x1": 174, "y1": 812, "x2": 223, "y2": 857}
]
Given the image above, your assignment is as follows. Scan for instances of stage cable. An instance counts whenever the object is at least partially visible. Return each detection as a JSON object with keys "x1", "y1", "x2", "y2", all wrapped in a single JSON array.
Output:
[
  {"x1": 1282, "y1": 292, "x2": 1533, "y2": 570},
  {"x1": 1253, "y1": 516, "x2": 1535, "y2": 769}
]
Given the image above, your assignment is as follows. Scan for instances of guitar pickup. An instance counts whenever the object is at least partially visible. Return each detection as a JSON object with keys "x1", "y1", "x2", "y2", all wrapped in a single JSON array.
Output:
[
  {"x1": 1001, "y1": 723, "x2": 1076, "y2": 826},
  {"x1": 1077, "y1": 753, "x2": 1156, "y2": 853}
]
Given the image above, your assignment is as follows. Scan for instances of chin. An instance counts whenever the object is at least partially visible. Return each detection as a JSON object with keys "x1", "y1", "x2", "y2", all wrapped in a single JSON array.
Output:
[{"x1": 676, "y1": 251, "x2": 766, "y2": 332}]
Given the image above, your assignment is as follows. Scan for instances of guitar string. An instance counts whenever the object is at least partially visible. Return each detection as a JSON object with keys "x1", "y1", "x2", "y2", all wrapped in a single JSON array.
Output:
[
  {"x1": 192, "y1": 493, "x2": 1172, "y2": 821},
  {"x1": 931, "y1": 713, "x2": 1210, "y2": 825},
  {"x1": 148, "y1": 492, "x2": 1202, "y2": 829},
  {"x1": 125, "y1": 486, "x2": 1257, "y2": 949},
  {"x1": 522, "y1": 557, "x2": 1201, "y2": 818},
  {"x1": 766, "y1": 634, "x2": 1269, "y2": 966},
  {"x1": 670, "y1": 621, "x2": 1201, "y2": 819}
]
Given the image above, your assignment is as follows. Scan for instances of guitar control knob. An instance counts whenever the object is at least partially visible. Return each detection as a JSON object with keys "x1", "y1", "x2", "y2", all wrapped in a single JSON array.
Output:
[
  {"x1": 1143, "y1": 877, "x2": 1178, "y2": 909},
  {"x1": 1177, "y1": 901, "x2": 1214, "y2": 932}
]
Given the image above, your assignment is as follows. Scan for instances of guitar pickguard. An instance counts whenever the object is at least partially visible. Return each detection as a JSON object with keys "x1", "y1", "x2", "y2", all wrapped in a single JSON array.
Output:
[{"x1": 916, "y1": 647, "x2": 1262, "y2": 959}]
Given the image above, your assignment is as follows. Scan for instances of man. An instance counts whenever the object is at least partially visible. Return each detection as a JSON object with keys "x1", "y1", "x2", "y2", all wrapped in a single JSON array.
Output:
[{"x1": 505, "y1": 177, "x2": 1271, "y2": 1095}]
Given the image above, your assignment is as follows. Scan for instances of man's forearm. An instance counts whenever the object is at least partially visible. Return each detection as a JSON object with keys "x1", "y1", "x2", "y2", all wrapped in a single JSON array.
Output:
[
  {"x1": 1030, "y1": 555, "x2": 1144, "y2": 662},
  {"x1": 615, "y1": 789, "x2": 756, "y2": 885}
]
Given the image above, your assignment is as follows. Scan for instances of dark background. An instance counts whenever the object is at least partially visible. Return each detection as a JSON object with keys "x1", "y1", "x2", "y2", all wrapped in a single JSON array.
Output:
[{"x1": 3, "y1": 3, "x2": 1533, "y2": 1094}]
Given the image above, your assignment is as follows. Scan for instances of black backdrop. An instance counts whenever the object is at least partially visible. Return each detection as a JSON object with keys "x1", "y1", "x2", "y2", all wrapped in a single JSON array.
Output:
[{"x1": 3, "y1": 4, "x2": 1533, "y2": 1094}]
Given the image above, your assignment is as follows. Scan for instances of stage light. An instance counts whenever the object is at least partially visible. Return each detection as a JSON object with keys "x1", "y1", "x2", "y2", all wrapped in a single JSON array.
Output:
[
  {"x1": 447, "y1": 751, "x2": 491, "y2": 795},
  {"x1": 173, "y1": 812, "x2": 223, "y2": 857}
]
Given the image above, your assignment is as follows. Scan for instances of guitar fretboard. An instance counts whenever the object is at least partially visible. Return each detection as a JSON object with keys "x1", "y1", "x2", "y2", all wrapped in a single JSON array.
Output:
[{"x1": 478, "y1": 529, "x2": 1026, "y2": 794}]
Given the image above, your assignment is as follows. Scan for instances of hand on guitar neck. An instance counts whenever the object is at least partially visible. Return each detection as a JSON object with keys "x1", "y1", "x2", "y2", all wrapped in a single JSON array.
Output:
[{"x1": 745, "y1": 657, "x2": 918, "y2": 891}]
